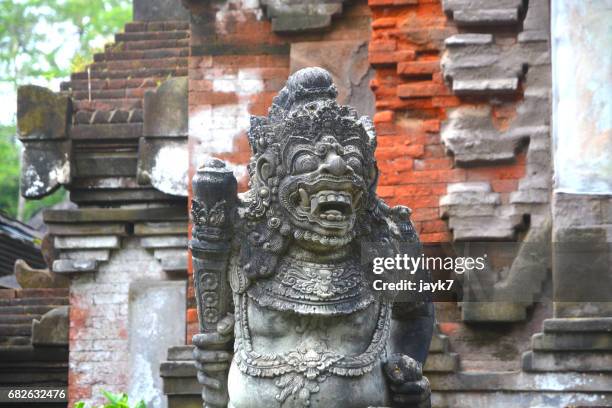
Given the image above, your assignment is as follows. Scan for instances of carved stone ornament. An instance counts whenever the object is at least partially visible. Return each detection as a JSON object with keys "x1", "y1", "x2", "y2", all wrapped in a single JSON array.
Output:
[{"x1": 189, "y1": 67, "x2": 434, "y2": 408}]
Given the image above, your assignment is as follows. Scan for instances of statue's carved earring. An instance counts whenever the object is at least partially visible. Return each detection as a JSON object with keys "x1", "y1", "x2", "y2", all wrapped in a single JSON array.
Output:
[{"x1": 267, "y1": 217, "x2": 281, "y2": 229}]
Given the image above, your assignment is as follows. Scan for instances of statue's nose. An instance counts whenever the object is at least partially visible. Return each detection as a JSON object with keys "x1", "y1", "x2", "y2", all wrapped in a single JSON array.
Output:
[{"x1": 321, "y1": 153, "x2": 348, "y2": 176}]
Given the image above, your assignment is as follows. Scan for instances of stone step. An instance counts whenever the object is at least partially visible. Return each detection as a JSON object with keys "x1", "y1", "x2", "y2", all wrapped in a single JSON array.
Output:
[
  {"x1": 429, "y1": 333, "x2": 450, "y2": 353},
  {"x1": 0, "y1": 290, "x2": 16, "y2": 299},
  {"x1": 72, "y1": 87, "x2": 156, "y2": 101},
  {"x1": 0, "y1": 324, "x2": 32, "y2": 336},
  {"x1": 14, "y1": 289, "x2": 69, "y2": 298},
  {"x1": 118, "y1": 38, "x2": 189, "y2": 51},
  {"x1": 43, "y1": 207, "x2": 187, "y2": 224},
  {"x1": 70, "y1": 188, "x2": 181, "y2": 205},
  {"x1": 68, "y1": 78, "x2": 162, "y2": 91},
  {"x1": 532, "y1": 332, "x2": 612, "y2": 351},
  {"x1": 167, "y1": 345, "x2": 195, "y2": 361},
  {"x1": 0, "y1": 336, "x2": 31, "y2": 346},
  {"x1": 94, "y1": 47, "x2": 188, "y2": 62},
  {"x1": 74, "y1": 153, "x2": 138, "y2": 177},
  {"x1": 0, "y1": 305, "x2": 65, "y2": 315},
  {"x1": 0, "y1": 314, "x2": 40, "y2": 324},
  {"x1": 424, "y1": 352, "x2": 460, "y2": 373},
  {"x1": 124, "y1": 21, "x2": 189, "y2": 32},
  {"x1": 115, "y1": 30, "x2": 189, "y2": 43},
  {"x1": 543, "y1": 317, "x2": 612, "y2": 333},
  {"x1": 73, "y1": 98, "x2": 143, "y2": 112},
  {"x1": 0, "y1": 369, "x2": 68, "y2": 388},
  {"x1": 71, "y1": 67, "x2": 187, "y2": 80},
  {"x1": 0, "y1": 297, "x2": 68, "y2": 307},
  {"x1": 87, "y1": 57, "x2": 187, "y2": 72},
  {"x1": 523, "y1": 350, "x2": 612, "y2": 372},
  {"x1": 0, "y1": 346, "x2": 69, "y2": 362},
  {"x1": 71, "y1": 123, "x2": 143, "y2": 140}
]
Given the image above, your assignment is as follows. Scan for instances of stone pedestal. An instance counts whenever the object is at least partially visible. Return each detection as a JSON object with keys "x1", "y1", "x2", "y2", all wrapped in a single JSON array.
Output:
[{"x1": 160, "y1": 345, "x2": 201, "y2": 408}]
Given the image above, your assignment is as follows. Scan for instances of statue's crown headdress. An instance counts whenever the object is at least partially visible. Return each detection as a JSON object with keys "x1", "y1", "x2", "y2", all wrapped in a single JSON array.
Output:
[{"x1": 247, "y1": 67, "x2": 376, "y2": 157}]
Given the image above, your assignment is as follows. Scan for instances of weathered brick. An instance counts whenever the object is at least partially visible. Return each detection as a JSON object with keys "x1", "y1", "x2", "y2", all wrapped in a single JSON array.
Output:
[
  {"x1": 412, "y1": 208, "x2": 440, "y2": 222},
  {"x1": 374, "y1": 110, "x2": 395, "y2": 123},
  {"x1": 369, "y1": 40, "x2": 397, "y2": 53},
  {"x1": 397, "y1": 81, "x2": 448, "y2": 98},
  {"x1": 372, "y1": 17, "x2": 398, "y2": 29},
  {"x1": 369, "y1": 0, "x2": 418, "y2": 5},
  {"x1": 369, "y1": 50, "x2": 416, "y2": 66},
  {"x1": 414, "y1": 158, "x2": 452, "y2": 170},
  {"x1": 491, "y1": 179, "x2": 519, "y2": 193},
  {"x1": 420, "y1": 232, "x2": 452, "y2": 242},
  {"x1": 432, "y1": 96, "x2": 461, "y2": 107},
  {"x1": 396, "y1": 183, "x2": 447, "y2": 197},
  {"x1": 406, "y1": 195, "x2": 441, "y2": 209},
  {"x1": 397, "y1": 60, "x2": 440, "y2": 75},
  {"x1": 424, "y1": 144, "x2": 447, "y2": 158},
  {"x1": 421, "y1": 220, "x2": 448, "y2": 233},
  {"x1": 187, "y1": 308, "x2": 198, "y2": 324}
]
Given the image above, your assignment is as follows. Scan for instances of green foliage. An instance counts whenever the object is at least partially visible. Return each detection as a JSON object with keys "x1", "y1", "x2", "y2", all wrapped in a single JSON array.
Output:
[
  {"x1": 23, "y1": 186, "x2": 67, "y2": 221},
  {"x1": 0, "y1": 125, "x2": 67, "y2": 219},
  {"x1": 76, "y1": 390, "x2": 147, "y2": 408},
  {"x1": 0, "y1": 0, "x2": 132, "y2": 86},
  {"x1": 0, "y1": 125, "x2": 20, "y2": 216},
  {"x1": 0, "y1": 0, "x2": 131, "y2": 220}
]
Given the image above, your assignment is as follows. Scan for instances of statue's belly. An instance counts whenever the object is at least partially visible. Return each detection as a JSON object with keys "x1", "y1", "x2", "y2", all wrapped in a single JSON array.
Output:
[{"x1": 228, "y1": 359, "x2": 390, "y2": 408}]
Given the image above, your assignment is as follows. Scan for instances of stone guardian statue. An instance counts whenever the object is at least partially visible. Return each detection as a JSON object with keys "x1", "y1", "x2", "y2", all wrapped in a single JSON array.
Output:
[{"x1": 190, "y1": 67, "x2": 434, "y2": 408}]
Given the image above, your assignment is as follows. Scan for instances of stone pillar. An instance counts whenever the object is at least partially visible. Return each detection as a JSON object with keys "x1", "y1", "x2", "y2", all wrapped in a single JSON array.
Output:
[
  {"x1": 550, "y1": 0, "x2": 612, "y2": 318},
  {"x1": 523, "y1": 0, "x2": 612, "y2": 373}
]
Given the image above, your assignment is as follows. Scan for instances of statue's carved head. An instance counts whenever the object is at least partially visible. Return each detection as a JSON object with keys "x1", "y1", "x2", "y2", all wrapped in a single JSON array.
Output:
[{"x1": 246, "y1": 68, "x2": 378, "y2": 253}]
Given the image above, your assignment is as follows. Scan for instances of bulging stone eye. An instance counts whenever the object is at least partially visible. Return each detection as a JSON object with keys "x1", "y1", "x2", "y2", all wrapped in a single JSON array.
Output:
[
  {"x1": 347, "y1": 157, "x2": 363, "y2": 173},
  {"x1": 315, "y1": 144, "x2": 328, "y2": 155},
  {"x1": 294, "y1": 153, "x2": 319, "y2": 174}
]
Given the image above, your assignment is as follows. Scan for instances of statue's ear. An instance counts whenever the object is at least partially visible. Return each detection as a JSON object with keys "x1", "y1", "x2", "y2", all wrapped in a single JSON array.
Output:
[
  {"x1": 368, "y1": 161, "x2": 379, "y2": 189},
  {"x1": 256, "y1": 154, "x2": 275, "y2": 184}
]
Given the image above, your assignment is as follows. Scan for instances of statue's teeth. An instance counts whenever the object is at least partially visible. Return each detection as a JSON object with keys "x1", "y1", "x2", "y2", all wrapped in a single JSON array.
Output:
[
  {"x1": 299, "y1": 188, "x2": 310, "y2": 208},
  {"x1": 327, "y1": 194, "x2": 335, "y2": 202},
  {"x1": 310, "y1": 197, "x2": 318, "y2": 213}
]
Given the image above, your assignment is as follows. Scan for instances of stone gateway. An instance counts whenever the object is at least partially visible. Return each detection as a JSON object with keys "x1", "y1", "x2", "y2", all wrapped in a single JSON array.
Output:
[{"x1": 190, "y1": 67, "x2": 434, "y2": 408}]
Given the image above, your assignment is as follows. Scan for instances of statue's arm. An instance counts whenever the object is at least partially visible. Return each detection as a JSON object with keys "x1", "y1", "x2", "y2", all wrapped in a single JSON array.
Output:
[
  {"x1": 383, "y1": 203, "x2": 434, "y2": 408},
  {"x1": 388, "y1": 301, "x2": 435, "y2": 364}
]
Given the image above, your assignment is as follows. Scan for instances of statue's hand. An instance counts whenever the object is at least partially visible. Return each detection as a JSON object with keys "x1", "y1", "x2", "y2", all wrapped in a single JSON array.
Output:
[
  {"x1": 192, "y1": 314, "x2": 235, "y2": 408},
  {"x1": 384, "y1": 353, "x2": 431, "y2": 408}
]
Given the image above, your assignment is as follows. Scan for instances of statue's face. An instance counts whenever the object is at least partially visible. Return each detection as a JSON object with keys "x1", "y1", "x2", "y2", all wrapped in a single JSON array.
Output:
[{"x1": 276, "y1": 128, "x2": 369, "y2": 248}]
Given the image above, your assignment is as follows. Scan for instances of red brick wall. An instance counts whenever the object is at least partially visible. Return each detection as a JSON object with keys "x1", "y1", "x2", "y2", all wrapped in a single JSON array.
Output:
[
  {"x1": 368, "y1": 0, "x2": 527, "y2": 243},
  {"x1": 184, "y1": 0, "x2": 531, "y2": 343}
]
